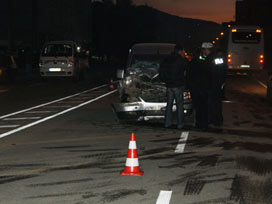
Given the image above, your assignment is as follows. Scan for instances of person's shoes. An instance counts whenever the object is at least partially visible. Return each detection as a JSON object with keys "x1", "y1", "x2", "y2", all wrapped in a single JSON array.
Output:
[
  {"x1": 164, "y1": 125, "x2": 173, "y2": 129},
  {"x1": 212, "y1": 122, "x2": 223, "y2": 127},
  {"x1": 194, "y1": 125, "x2": 208, "y2": 132},
  {"x1": 177, "y1": 124, "x2": 185, "y2": 129}
]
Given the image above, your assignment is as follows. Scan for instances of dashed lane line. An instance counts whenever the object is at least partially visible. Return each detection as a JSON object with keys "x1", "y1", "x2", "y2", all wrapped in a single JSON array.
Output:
[
  {"x1": 0, "y1": 125, "x2": 20, "y2": 129},
  {"x1": 256, "y1": 80, "x2": 268, "y2": 89},
  {"x1": 0, "y1": 84, "x2": 107, "y2": 120},
  {"x1": 26, "y1": 111, "x2": 54, "y2": 114},
  {"x1": 175, "y1": 132, "x2": 189, "y2": 153},
  {"x1": 3, "y1": 117, "x2": 41, "y2": 121},
  {"x1": 0, "y1": 89, "x2": 9, "y2": 93},
  {"x1": 0, "y1": 89, "x2": 117, "y2": 139},
  {"x1": 156, "y1": 191, "x2": 172, "y2": 204}
]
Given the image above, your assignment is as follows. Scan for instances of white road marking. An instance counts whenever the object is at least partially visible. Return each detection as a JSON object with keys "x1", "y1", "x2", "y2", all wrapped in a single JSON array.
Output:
[
  {"x1": 222, "y1": 100, "x2": 237, "y2": 104},
  {"x1": 0, "y1": 89, "x2": 117, "y2": 139},
  {"x1": 0, "y1": 89, "x2": 9, "y2": 93},
  {"x1": 0, "y1": 125, "x2": 20, "y2": 129},
  {"x1": 0, "y1": 84, "x2": 107, "y2": 120},
  {"x1": 29, "y1": 83, "x2": 44, "y2": 87},
  {"x1": 175, "y1": 132, "x2": 189, "y2": 153},
  {"x1": 156, "y1": 191, "x2": 172, "y2": 204},
  {"x1": 3, "y1": 117, "x2": 41, "y2": 121},
  {"x1": 46, "y1": 106, "x2": 72, "y2": 108},
  {"x1": 26, "y1": 111, "x2": 54, "y2": 114},
  {"x1": 256, "y1": 80, "x2": 268, "y2": 89}
]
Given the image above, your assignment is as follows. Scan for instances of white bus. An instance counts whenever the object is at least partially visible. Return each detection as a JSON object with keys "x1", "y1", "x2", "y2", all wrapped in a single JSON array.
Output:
[{"x1": 227, "y1": 25, "x2": 264, "y2": 72}]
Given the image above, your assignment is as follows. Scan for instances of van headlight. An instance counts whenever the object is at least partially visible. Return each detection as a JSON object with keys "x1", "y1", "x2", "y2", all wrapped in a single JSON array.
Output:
[
  {"x1": 124, "y1": 76, "x2": 132, "y2": 86},
  {"x1": 39, "y1": 60, "x2": 44, "y2": 67},
  {"x1": 68, "y1": 62, "x2": 73, "y2": 67}
]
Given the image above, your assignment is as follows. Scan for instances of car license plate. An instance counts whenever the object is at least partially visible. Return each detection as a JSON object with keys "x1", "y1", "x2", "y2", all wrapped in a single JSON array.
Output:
[
  {"x1": 240, "y1": 65, "x2": 250, "y2": 68},
  {"x1": 49, "y1": 68, "x2": 61, "y2": 72}
]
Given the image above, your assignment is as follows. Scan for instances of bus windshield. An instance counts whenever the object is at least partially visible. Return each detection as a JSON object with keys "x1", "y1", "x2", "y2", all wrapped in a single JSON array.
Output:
[{"x1": 232, "y1": 32, "x2": 261, "y2": 44}]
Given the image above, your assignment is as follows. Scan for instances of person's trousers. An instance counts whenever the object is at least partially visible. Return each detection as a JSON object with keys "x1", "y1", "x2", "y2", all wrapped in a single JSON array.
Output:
[
  {"x1": 194, "y1": 90, "x2": 209, "y2": 129},
  {"x1": 165, "y1": 87, "x2": 184, "y2": 128},
  {"x1": 210, "y1": 87, "x2": 223, "y2": 126}
]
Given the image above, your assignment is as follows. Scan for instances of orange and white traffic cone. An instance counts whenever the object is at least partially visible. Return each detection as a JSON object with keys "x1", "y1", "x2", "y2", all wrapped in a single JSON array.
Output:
[
  {"x1": 109, "y1": 79, "x2": 115, "y2": 91},
  {"x1": 121, "y1": 133, "x2": 144, "y2": 176}
]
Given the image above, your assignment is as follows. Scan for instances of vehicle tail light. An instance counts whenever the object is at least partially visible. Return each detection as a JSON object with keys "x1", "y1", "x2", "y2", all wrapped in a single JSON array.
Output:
[
  {"x1": 227, "y1": 54, "x2": 232, "y2": 63},
  {"x1": 259, "y1": 55, "x2": 264, "y2": 70},
  {"x1": 260, "y1": 55, "x2": 264, "y2": 64},
  {"x1": 83, "y1": 62, "x2": 89, "y2": 67},
  {"x1": 232, "y1": 29, "x2": 237, "y2": 32},
  {"x1": 188, "y1": 92, "x2": 191, "y2": 99},
  {"x1": 256, "y1": 29, "x2": 262, "y2": 33}
]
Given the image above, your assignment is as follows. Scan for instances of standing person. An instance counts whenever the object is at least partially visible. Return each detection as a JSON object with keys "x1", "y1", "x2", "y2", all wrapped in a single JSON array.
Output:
[
  {"x1": 210, "y1": 48, "x2": 227, "y2": 126},
  {"x1": 159, "y1": 44, "x2": 187, "y2": 129},
  {"x1": 188, "y1": 42, "x2": 213, "y2": 131},
  {"x1": 24, "y1": 46, "x2": 33, "y2": 82}
]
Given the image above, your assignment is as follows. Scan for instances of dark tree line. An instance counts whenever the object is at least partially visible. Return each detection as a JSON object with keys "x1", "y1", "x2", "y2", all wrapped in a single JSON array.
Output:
[{"x1": 91, "y1": 1, "x2": 221, "y2": 63}]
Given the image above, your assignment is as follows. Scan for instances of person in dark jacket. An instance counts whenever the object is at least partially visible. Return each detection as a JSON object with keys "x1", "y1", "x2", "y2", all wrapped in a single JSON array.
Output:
[
  {"x1": 188, "y1": 42, "x2": 213, "y2": 131},
  {"x1": 210, "y1": 48, "x2": 227, "y2": 126},
  {"x1": 159, "y1": 44, "x2": 187, "y2": 129}
]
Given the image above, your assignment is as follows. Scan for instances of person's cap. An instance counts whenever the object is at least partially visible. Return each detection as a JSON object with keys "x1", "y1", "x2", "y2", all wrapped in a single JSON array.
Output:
[
  {"x1": 201, "y1": 42, "x2": 213, "y2": 49},
  {"x1": 175, "y1": 44, "x2": 184, "y2": 51}
]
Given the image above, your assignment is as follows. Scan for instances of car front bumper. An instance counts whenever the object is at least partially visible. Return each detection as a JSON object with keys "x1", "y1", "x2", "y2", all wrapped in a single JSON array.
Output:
[{"x1": 112, "y1": 98, "x2": 193, "y2": 121}]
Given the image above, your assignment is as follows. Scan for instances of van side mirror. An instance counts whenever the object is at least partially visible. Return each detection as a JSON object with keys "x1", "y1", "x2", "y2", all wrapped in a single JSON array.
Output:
[{"x1": 117, "y1": 69, "x2": 125, "y2": 79}]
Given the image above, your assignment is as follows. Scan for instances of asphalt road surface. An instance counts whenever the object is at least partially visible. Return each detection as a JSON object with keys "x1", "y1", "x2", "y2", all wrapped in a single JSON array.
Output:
[{"x1": 0, "y1": 73, "x2": 271, "y2": 204}]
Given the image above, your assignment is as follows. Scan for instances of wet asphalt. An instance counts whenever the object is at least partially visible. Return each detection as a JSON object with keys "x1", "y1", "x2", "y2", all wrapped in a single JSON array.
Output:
[{"x1": 0, "y1": 73, "x2": 271, "y2": 204}]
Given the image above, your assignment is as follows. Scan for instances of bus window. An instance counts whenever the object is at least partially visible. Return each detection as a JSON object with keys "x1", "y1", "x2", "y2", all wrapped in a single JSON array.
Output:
[{"x1": 232, "y1": 32, "x2": 261, "y2": 44}]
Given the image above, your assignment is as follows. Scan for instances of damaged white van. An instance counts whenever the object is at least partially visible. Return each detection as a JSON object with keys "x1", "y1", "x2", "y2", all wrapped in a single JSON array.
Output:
[{"x1": 112, "y1": 43, "x2": 193, "y2": 122}]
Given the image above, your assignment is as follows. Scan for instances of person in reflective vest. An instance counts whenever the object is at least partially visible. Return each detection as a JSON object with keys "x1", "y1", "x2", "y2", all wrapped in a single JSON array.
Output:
[
  {"x1": 188, "y1": 42, "x2": 213, "y2": 131},
  {"x1": 210, "y1": 48, "x2": 227, "y2": 126}
]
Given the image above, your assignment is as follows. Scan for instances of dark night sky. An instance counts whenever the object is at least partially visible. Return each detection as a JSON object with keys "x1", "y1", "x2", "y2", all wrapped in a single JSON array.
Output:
[{"x1": 134, "y1": 0, "x2": 236, "y2": 23}]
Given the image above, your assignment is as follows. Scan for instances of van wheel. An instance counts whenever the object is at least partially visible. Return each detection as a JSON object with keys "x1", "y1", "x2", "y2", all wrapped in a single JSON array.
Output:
[{"x1": 72, "y1": 70, "x2": 80, "y2": 82}]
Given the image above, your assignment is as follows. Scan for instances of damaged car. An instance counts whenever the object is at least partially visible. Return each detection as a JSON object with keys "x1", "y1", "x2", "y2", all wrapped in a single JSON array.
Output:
[{"x1": 112, "y1": 43, "x2": 193, "y2": 122}]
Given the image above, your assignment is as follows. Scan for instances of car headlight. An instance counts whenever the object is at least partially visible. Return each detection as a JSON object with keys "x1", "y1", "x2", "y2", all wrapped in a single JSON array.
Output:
[{"x1": 128, "y1": 71, "x2": 137, "y2": 75}]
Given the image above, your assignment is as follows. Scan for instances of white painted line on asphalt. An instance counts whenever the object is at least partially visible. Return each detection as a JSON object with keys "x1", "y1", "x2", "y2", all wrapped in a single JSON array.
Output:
[
  {"x1": 3, "y1": 117, "x2": 41, "y2": 121},
  {"x1": 0, "y1": 84, "x2": 107, "y2": 120},
  {"x1": 156, "y1": 191, "x2": 172, "y2": 204},
  {"x1": 222, "y1": 100, "x2": 237, "y2": 104},
  {"x1": 29, "y1": 83, "x2": 44, "y2": 87},
  {"x1": 175, "y1": 132, "x2": 189, "y2": 153},
  {"x1": 0, "y1": 89, "x2": 117, "y2": 139},
  {"x1": 26, "y1": 111, "x2": 54, "y2": 114},
  {"x1": 46, "y1": 106, "x2": 72, "y2": 108},
  {"x1": 0, "y1": 89, "x2": 9, "y2": 93},
  {"x1": 256, "y1": 80, "x2": 268, "y2": 89},
  {"x1": 0, "y1": 125, "x2": 20, "y2": 129}
]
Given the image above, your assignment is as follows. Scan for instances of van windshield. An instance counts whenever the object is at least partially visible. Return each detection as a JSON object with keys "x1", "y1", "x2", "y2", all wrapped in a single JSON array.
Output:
[
  {"x1": 130, "y1": 54, "x2": 169, "y2": 69},
  {"x1": 42, "y1": 44, "x2": 73, "y2": 57}
]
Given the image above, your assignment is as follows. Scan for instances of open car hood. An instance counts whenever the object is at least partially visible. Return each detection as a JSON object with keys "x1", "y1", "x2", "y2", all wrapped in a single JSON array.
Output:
[{"x1": 119, "y1": 67, "x2": 167, "y2": 103}]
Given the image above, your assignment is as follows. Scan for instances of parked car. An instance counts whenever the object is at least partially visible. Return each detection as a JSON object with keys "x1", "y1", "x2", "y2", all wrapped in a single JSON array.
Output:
[
  {"x1": 39, "y1": 41, "x2": 89, "y2": 80},
  {"x1": 112, "y1": 43, "x2": 193, "y2": 122}
]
